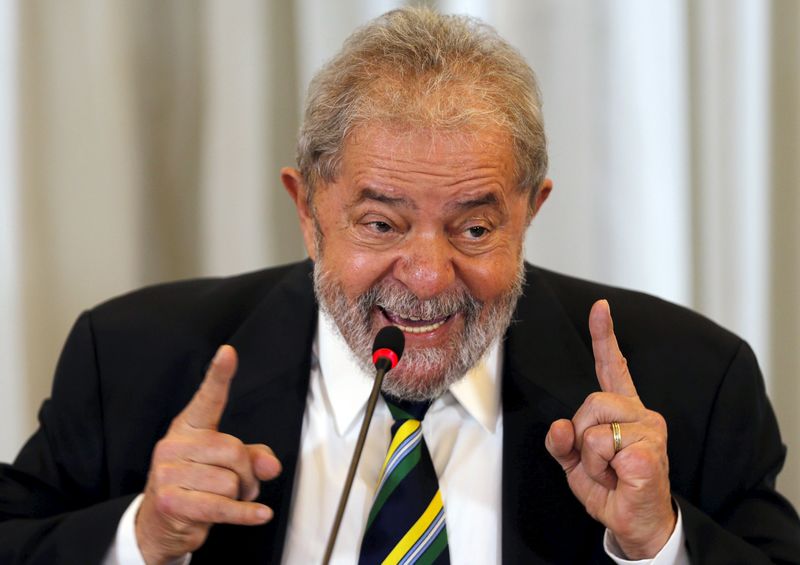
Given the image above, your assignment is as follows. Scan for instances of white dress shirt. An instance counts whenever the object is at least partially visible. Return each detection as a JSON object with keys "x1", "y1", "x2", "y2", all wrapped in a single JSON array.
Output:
[
  {"x1": 105, "y1": 310, "x2": 687, "y2": 564},
  {"x1": 282, "y1": 312, "x2": 505, "y2": 564}
]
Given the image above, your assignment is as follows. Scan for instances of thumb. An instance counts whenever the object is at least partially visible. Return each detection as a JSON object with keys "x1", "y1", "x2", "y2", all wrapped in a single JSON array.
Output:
[
  {"x1": 247, "y1": 444, "x2": 283, "y2": 483},
  {"x1": 546, "y1": 419, "x2": 580, "y2": 474}
]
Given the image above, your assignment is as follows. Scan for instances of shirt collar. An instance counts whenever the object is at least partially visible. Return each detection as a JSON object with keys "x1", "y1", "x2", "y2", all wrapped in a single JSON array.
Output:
[{"x1": 316, "y1": 310, "x2": 502, "y2": 436}]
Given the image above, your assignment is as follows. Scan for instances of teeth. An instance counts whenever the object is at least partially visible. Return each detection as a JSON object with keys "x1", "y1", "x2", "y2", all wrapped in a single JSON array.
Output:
[
  {"x1": 395, "y1": 319, "x2": 447, "y2": 334},
  {"x1": 408, "y1": 316, "x2": 421, "y2": 321}
]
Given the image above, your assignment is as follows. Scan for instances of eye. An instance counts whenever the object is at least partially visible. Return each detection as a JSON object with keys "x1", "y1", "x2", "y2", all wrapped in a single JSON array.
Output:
[
  {"x1": 369, "y1": 221, "x2": 393, "y2": 233},
  {"x1": 466, "y1": 225, "x2": 489, "y2": 239}
]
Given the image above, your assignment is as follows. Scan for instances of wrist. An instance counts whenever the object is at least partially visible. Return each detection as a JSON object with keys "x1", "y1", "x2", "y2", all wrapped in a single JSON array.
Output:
[
  {"x1": 615, "y1": 500, "x2": 678, "y2": 560},
  {"x1": 135, "y1": 500, "x2": 180, "y2": 565}
]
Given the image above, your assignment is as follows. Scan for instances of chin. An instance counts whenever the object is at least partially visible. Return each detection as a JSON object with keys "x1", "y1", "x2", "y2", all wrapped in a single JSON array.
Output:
[{"x1": 379, "y1": 347, "x2": 462, "y2": 401}]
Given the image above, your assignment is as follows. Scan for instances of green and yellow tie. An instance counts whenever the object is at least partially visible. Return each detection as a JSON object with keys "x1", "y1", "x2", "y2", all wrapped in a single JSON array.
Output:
[{"x1": 358, "y1": 395, "x2": 450, "y2": 565}]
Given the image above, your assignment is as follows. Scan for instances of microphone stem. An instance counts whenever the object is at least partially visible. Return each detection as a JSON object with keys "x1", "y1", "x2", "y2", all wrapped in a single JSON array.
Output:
[{"x1": 322, "y1": 365, "x2": 387, "y2": 564}]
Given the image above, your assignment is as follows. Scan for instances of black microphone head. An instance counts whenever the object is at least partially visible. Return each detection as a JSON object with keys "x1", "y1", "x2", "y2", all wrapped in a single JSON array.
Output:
[{"x1": 372, "y1": 326, "x2": 405, "y2": 370}]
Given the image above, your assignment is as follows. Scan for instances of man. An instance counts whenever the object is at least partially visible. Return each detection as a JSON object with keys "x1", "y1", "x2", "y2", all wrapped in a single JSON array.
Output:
[{"x1": 1, "y1": 7, "x2": 798, "y2": 564}]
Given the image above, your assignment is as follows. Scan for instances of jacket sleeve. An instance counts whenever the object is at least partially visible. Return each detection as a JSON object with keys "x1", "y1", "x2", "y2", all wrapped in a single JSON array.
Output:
[
  {"x1": 679, "y1": 340, "x2": 800, "y2": 564},
  {"x1": 0, "y1": 312, "x2": 137, "y2": 564}
]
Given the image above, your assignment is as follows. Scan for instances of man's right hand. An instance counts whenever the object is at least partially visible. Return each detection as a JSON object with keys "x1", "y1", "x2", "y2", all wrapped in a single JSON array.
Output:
[{"x1": 136, "y1": 345, "x2": 282, "y2": 565}]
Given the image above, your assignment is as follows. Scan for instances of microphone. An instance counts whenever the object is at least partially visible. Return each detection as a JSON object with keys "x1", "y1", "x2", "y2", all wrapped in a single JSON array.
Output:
[
  {"x1": 322, "y1": 326, "x2": 405, "y2": 564},
  {"x1": 372, "y1": 325, "x2": 404, "y2": 372}
]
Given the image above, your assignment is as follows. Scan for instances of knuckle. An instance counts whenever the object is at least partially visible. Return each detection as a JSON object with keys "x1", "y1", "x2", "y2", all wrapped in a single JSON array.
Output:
[
  {"x1": 154, "y1": 486, "x2": 180, "y2": 517},
  {"x1": 651, "y1": 411, "x2": 668, "y2": 433},
  {"x1": 195, "y1": 501, "x2": 217, "y2": 523},
  {"x1": 226, "y1": 446, "x2": 249, "y2": 468},
  {"x1": 216, "y1": 433, "x2": 246, "y2": 461},
  {"x1": 583, "y1": 427, "x2": 605, "y2": 452},
  {"x1": 201, "y1": 437, "x2": 227, "y2": 460},
  {"x1": 618, "y1": 446, "x2": 660, "y2": 477},
  {"x1": 152, "y1": 463, "x2": 174, "y2": 486},
  {"x1": 585, "y1": 391, "x2": 604, "y2": 408},
  {"x1": 219, "y1": 472, "x2": 240, "y2": 499},
  {"x1": 153, "y1": 438, "x2": 177, "y2": 462},
  {"x1": 213, "y1": 442, "x2": 236, "y2": 463}
]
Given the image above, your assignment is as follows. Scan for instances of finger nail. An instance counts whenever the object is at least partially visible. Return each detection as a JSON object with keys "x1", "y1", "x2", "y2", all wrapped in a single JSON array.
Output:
[{"x1": 256, "y1": 505, "x2": 273, "y2": 520}]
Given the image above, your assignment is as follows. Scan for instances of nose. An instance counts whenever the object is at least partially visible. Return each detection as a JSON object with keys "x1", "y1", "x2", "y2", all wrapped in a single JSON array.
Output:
[{"x1": 392, "y1": 233, "x2": 456, "y2": 300}]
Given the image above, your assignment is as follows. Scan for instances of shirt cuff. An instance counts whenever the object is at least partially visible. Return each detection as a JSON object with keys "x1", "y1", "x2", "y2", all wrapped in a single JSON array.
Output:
[
  {"x1": 603, "y1": 504, "x2": 689, "y2": 565},
  {"x1": 102, "y1": 493, "x2": 192, "y2": 565}
]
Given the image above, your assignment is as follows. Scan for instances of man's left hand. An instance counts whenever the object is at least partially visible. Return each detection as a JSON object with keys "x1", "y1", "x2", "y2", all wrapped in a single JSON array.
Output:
[{"x1": 545, "y1": 299, "x2": 676, "y2": 560}]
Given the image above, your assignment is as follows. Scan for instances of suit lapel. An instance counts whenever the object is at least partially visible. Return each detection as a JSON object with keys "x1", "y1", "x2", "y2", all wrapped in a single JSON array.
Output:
[
  {"x1": 502, "y1": 265, "x2": 613, "y2": 564},
  {"x1": 193, "y1": 261, "x2": 317, "y2": 564}
]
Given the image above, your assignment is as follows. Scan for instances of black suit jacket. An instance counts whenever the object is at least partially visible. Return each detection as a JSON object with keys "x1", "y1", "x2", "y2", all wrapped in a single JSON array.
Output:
[{"x1": 1, "y1": 261, "x2": 798, "y2": 564}]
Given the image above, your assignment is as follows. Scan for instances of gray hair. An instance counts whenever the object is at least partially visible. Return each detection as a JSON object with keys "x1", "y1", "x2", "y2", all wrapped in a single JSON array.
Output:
[{"x1": 296, "y1": 6, "x2": 548, "y2": 207}]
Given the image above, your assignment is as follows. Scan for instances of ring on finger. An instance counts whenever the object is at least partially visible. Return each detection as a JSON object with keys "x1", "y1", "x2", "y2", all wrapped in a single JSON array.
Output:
[{"x1": 611, "y1": 421, "x2": 622, "y2": 454}]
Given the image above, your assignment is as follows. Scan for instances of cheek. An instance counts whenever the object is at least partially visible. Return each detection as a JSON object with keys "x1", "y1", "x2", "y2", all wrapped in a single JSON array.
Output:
[
  {"x1": 464, "y1": 215, "x2": 527, "y2": 300},
  {"x1": 322, "y1": 241, "x2": 395, "y2": 298},
  {"x1": 458, "y1": 251, "x2": 522, "y2": 302},
  {"x1": 314, "y1": 205, "x2": 400, "y2": 299}
]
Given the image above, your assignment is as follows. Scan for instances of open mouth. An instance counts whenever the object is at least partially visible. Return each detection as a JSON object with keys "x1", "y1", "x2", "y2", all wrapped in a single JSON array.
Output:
[{"x1": 378, "y1": 307, "x2": 453, "y2": 334}]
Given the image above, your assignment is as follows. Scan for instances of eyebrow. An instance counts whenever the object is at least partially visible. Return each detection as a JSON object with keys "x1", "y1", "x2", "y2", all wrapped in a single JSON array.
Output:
[
  {"x1": 353, "y1": 188, "x2": 502, "y2": 213},
  {"x1": 354, "y1": 188, "x2": 417, "y2": 210},
  {"x1": 446, "y1": 192, "x2": 501, "y2": 212}
]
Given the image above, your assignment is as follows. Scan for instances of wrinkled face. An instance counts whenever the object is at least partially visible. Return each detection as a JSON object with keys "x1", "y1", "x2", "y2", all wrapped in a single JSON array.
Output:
[{"x1": 283, "y1": 125, "x2": 550, "y2": 400}]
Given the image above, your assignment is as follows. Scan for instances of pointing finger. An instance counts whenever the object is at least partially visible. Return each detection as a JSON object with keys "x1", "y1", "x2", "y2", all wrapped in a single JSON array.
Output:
[
  {"x1": 180, "y1": 345, "x2": 238, "y2": 430},
  {"x1": 589, "y1": 300, "x2": 637, "y2": 397}
]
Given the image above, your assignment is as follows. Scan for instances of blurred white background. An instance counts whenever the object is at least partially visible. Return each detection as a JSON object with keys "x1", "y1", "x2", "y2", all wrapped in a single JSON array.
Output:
[{"x1": 1, "y1": 0, "x2": 798, "y2": 508}]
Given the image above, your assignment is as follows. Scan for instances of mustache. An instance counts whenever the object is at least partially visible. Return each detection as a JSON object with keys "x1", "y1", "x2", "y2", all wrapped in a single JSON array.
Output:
[{"x1": 356, "y1": 280, "x2": 481, "y2": 321}]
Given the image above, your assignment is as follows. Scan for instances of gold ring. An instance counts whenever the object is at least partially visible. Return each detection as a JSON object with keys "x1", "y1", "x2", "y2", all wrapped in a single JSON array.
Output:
[{"x1": 611, "y1": 421, "x2": 622, "y2": 454}]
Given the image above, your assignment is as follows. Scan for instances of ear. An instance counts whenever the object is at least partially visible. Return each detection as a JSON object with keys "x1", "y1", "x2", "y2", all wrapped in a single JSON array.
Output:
[
  {"x1": 528, "y1": 178, "x2": 553, "y2": 221},
  {"x1": 281, "y1": 167, "x2": 319, "y2": 261}
]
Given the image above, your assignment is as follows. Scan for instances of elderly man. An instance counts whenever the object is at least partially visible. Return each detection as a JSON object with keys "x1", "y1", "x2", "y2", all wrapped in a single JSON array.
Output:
[{"x1": 1, "y1": 7, "x2": 799, "y2": 565}]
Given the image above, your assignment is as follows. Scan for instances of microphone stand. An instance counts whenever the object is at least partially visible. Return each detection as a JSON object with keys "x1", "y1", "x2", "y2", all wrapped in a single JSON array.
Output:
[{"x1": 321, "y1": 360, "x2": 390, "y2": 564}]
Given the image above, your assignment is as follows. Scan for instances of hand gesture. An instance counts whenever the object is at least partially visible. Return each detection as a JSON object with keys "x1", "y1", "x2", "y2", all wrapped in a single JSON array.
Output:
[
  {"x1": 545, "y1": 300, "x2": 676, "y2": 559},
  {"x1": 136, "y1": 345, "x2": 282, "y2": 565}
]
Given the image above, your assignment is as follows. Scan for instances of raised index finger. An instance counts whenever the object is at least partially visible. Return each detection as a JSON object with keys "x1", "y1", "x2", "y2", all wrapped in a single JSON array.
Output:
[
  {"x1": 179, "y1": 345, "x2": 238, "y2": 430},
  {"x1": 589, "y1": 300, "x2": 637, "y2": 397}
]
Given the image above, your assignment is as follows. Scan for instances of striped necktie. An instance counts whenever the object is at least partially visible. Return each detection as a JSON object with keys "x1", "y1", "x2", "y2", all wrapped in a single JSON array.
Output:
[{"x1": 358, "y1": 395, "x2": 450, "y2": 565}]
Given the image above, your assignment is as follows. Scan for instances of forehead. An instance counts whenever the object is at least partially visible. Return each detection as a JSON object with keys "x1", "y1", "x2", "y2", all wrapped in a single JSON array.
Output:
[{"x1": 339, "y1": 124, "x2": 516, "y2": 180}]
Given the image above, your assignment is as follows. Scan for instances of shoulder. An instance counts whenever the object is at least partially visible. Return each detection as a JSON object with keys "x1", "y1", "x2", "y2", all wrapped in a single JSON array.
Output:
[
  {"x1": 520, "y1": 265, "x2": 773, "y2": 487},
  {"x1": 86, "y1": 260, "x2": 314, "y2": 352},
  {"x1": 527, "y1": 263, "x2": 742, "y2": 358},
  {"x1": 63, "y1": 259, "x2": 315, "y2": 435},
  {"x1": 521, "y1": 264, "x2": 753, "y2": 415}
]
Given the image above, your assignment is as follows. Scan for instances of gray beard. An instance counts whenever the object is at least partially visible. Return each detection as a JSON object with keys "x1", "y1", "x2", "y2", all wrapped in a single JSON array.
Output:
[{"x1": 312, "y1": 258, "x2": 525, "y2": 401}]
